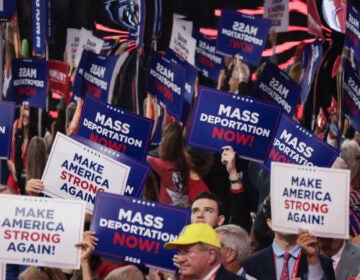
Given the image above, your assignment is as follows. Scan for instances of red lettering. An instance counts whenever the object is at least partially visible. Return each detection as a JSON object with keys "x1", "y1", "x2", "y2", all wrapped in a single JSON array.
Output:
[
  {"x1": 211, "y1": 127, "x2": 253, "y2": 147},
  {"x1": 90, "y1": 133, "x2": 127, "y2": 153},
  {"x1": 86, "y1": 84, "x2": 101, "y2": 98},
  {"x1": 268, "y1": 149, "x2": 291, "y2": 163},
  {"x1": 284, "y1": 199, "x2": 328, "y2": 214},
  {"x1": 112, "y1": 232, "x2": 159, "y2": 253}
]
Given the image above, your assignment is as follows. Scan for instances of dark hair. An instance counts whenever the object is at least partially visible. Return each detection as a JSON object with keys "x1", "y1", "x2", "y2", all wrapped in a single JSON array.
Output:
[
  {"x1": 192, "y1": 192, "x2": 225, "y2": 217},
  {"x1": 159, "y1": 121, "x2": 189, "y2": 187},
  {"x1": 186, "y1": 147, "x2": 214, "y2": 178},
  {"x1": 262, "y1": 195, "x2": 271, "y2": 219},
  {"x1": 26, "y1": 136, "x2": 48, "y2": 181}
]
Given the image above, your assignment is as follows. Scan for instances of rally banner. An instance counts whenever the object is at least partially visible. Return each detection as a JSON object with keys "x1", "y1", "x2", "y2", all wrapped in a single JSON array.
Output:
[
  {"x1": 343, "y1": 60, "x2": 360, "y2": 133},
  {"x1": 152, "y1": 0, "x2": 163, "y2": 39},
  {"x1": 74, "y1": 28, "x2": 104, "y2": 68},
  {"x1": 42, "y1": 133, "x2": 130, "y2": 213},
  {"x1": 307, "y1": 0, "x2": 323, "y2": 38},
  {"x1": 48, "y1": 60, "x2": 70, "y2": 97},
  {"x1": 0, "y1": 194, "x2": 86, "y2": 268},
  {"x1": 262, "y1": 113, "x2": 338, "y2": 171},
  {"x1": 300, "y1": 39, "x2": 323, "y2": 105},
  {"x1": 11, "y1": 58, "x2": 47, "y2": 109},
  {"x1": 345, "y1": 3, "x2": 360, "y2": 64},
  {"x1": 165, "y1": 48, "x2": 196, "y2": 124},
  {"x1": 65, "y1": 28, "x2": 80, "y2": 64},
  {"x1": 91, "y1": 192, "x2": 190, "y2": 272},
  {"x1": 271, "y1": 162, "x2": 350, "y2": 238},
  {"x1": 32, "y1": 0, "x2": 46, "y2": 57},
  {"x1": 0, "y1": 101, "x2": 15, "y2": 160},
  {"x1": 73, "y1": 49, "x2": 127, "y2": 103},
  {"x1": 70, "y1": 134, "x2": 151, "y2": 198},
  {"x1": 252, "y1": 61, "x2": 301, "y2": 116},
  {"x1": 0, "y1": 0, "x2": 17, "y2": 22},
  {"x1": 186, "y1": 86, "x2": 282, "y2": 162},
  {"x1": 169, "y1": 20, "x2": 196, "y2": 66},
  {"x1": 216, "y1": 9, "x2": 271, "y2": 66},
  {"x1": 147, "y1": 51, "x2": 186, "y2": 121},
  {"x1": 193, "y1": 31, "x2": 223, "y2": 83},
  {"x1": 263, "y1": 0, "x2": 289, "y2": 32},
  {"x1": 78, "y1": 94, "x2": 154, "y2": 162}
]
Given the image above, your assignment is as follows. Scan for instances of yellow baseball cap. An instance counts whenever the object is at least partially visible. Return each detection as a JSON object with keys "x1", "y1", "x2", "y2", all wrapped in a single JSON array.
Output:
[{"x1": 164, "y1": 223, "x2": 221, "y2": 249}]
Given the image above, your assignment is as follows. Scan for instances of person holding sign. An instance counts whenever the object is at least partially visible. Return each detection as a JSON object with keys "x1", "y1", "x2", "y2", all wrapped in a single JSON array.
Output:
[
  {"x1": 242, "y1": 196, "x2": 335, "y2": 280},
  {"x1": 164, "y1": 223, "x2": 245, "y2": 280},
  {"x1": 7, "y1": 102, "x2": 38, "y2": 194},
  {"x1": 147, "y1": 121, "x2": 190, "y2": 205}
]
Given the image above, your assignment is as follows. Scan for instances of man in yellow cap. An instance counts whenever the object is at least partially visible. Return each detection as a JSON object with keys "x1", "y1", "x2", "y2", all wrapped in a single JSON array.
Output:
[{"x1": 164, "y1": 223, "x2": 245, "y2": 280}]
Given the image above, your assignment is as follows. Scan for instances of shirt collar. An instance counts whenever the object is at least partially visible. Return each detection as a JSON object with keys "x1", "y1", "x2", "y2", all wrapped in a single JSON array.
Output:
[
  {"x1": 202, "y1": 263, "x2": 221, "y2": 280},
  {"x1": 272, "y1": 240, "x2": 301, "y2": 259}
]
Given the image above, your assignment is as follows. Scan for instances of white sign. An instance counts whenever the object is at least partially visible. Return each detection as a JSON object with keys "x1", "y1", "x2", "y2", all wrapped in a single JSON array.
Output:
[
  {"x1": 169, "y1": 21, "x2": 196, "y2": 66},
  {"x1": 0, "y1": 263, "x2": 4, "y2": 280},
  {"x1": 271, "y1": 162, "x2": 350, "y2": 238},
  {"x1": 0, "y1": 194, "x2": 85, "y2": 269},
  {"x1": 74, "y1": 28, "x2": 104, "y2": 68},
  {"x1": 42, "y1": 133, "x2": 130, "y2": 214},
  {"x1": 263, "y1": 0, "x2": 289, "y2": 32},
  {"x1": 65, "y1": 28, "x2": 80, "y2": 64}
]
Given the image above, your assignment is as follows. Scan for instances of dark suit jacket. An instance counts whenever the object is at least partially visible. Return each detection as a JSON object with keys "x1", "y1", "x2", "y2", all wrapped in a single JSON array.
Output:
[
  {"x1": 215, "y1": 265, "x2": 246, "y2": 280},
  {"x1": 243, "y1": 246, "x2": 335, "y2": 280},
  {"x1": 336, "y1": 240, "x2": 360, "y2": 280}
]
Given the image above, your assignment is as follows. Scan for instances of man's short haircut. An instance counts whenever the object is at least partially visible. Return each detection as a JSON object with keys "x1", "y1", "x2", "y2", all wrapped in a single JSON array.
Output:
[
  {"x1": 192, "y1": 192, "x2": 225, "y2": 217},
  {"x1": 215, "y1": 224, "x2": 250, "y2": 265}
]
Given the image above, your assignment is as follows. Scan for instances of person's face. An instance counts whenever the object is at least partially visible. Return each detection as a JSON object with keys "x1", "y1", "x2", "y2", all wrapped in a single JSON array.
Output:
[
  {"x1": 191, "y1": 198, "x2": 224, "y2": 227},
  {"x1": 176, "y1": 244, "x2": 216, "y2": 278},
  {"x1": 22, "y1": 108, "x2": 30, "y2": 127},
  {"x1": 318, "y1": 237, "x2": 344, "y2": 257}
]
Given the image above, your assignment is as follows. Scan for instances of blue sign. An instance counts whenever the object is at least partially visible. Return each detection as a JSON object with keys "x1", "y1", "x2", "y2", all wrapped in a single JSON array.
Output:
[
  {"x1": 193, "y1": 31, "x2": 223, "y2": 83},
  {"x1": 73, "y1": 49, "x2": 120, "y2": 102},
  {"x1": 153, "y1": 0, "x2": 163, "y2": 39},
  {"x1": 262, "y1": 113, "x2": 339, "y2": 171},
  {"x1": 78, "y1": 95, "x2": 154, "y2": 162},
  {"x1": 11, "y1": 58, "x2": 47, "y2": 109},
  {"x1": 90, "y1": 192, "x2": 190, "y2": 272},
  {"x1": 32, "y1": 0, "x2": 46, "y2": 57},
  {"x1": 147, "y1": 51, "x2": 186, "y2": 120},
  {"x1": 46, "y1": 0, "x2": 54, "y2": 42},
  {"x1": 300, "y1": 40, "x2": 323, "y2": 104},
  {"x1": 0, "y1": 0, "x2": 17, "y2": 22},
  {"x1": 165, "y1": 48, "x2": 196, "y2": 124},
  {"x1": 70, "y1": 134, "x2": 151, "y2": 197},
  {"x1": 0, "y1": 101, "x2": 15, "y2": 160},
  {"x1": 186, "y1": 86, "x2": 282, "y2": 162},
  {"x1": 216, "y1": 9, "x2": 271, "y2": 66},
  {"x1": 253, "y1": 61, "x2": 301, "y2": 116},
  {"x1": 345, "y1": 3, "x2": 360, "y2": 65},
  {"x1": 343, "y1": 61, "x2": 360, "y2": 133}
]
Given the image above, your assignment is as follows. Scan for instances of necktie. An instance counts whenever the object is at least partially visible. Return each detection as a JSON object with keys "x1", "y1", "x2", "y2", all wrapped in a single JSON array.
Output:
[{"x1": 280, "y1": 252, "x2": 291, "y2": 280}]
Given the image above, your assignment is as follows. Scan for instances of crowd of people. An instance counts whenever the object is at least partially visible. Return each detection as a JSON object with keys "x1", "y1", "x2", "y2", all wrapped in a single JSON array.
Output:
[{"x1": 2, "y1": 4, "x2": 360, "y2": 280}]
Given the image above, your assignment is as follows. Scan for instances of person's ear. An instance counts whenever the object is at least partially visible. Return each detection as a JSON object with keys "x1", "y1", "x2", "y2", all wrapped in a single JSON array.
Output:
[
  {"x1": 217, "y1": 215, "x2": 225, "y2": 226},
  {"x1": 208, "y1": 248, "x2": 218, "y2": 264},
  {"x1": 266, "y1": 218, "x2": 272, "y2": 229},
  {"x1": 226, "y1": 248, "x2": 237, "y2": 263}
]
